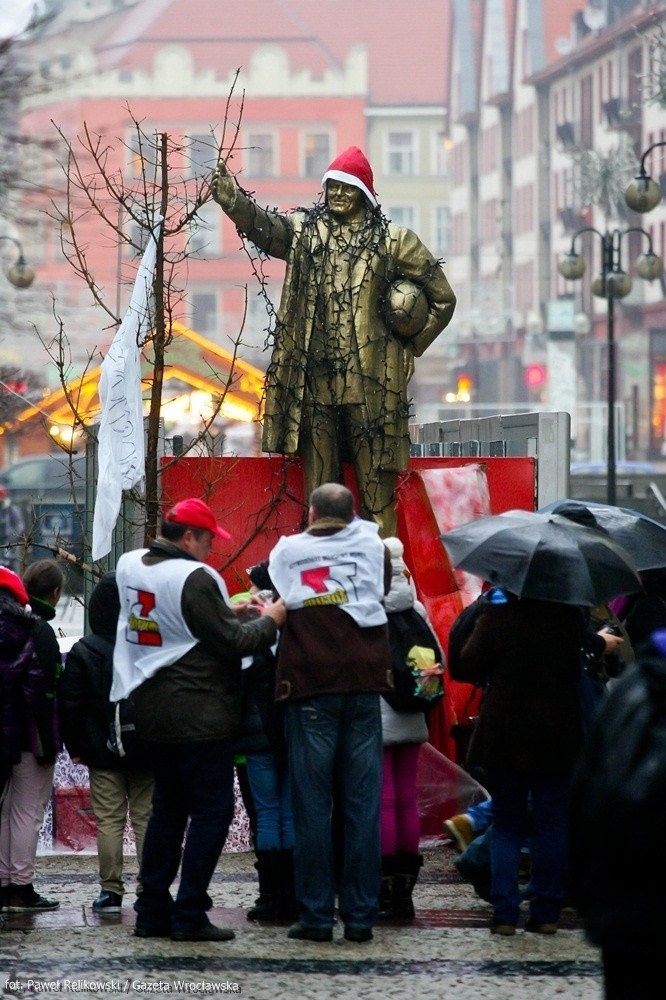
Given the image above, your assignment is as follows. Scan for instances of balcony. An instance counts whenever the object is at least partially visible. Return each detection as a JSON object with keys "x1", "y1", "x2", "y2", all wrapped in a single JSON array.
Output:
[
  {"x1": 556, "y1": 121, "x2": 578, "y2": 149},
  {"x1": 603, "y1": 97, "x2": 640, "y2": 132}
]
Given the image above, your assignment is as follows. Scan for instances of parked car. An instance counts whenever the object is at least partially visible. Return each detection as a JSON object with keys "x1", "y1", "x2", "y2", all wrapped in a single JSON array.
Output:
[
  {"x1": 0, "y1": 452, "x2": 86, "y2": 497},
  {"x1": 0, "y1": 453, "x2": 87, "y2": 576}
]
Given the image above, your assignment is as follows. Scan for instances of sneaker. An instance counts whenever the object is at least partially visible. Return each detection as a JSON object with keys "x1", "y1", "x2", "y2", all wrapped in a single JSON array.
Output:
[
  {"x1": 92, "y1": 891, "x2": 122, "y2": 914},
  {"x1": 443, "y1": 814, "x2": 475, "y2": 852},
  {"x1": 6, "y1": 884, "x2": 59, "y2": 911}
]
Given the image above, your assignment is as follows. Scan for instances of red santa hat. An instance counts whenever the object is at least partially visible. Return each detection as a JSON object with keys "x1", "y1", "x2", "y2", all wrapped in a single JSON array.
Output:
[
  {"x1": 0, "y1": 566, "x2": 29, "y2": 606},
  {"x1": 321, "y1": 146, "x2": 378, "y2": 207}
]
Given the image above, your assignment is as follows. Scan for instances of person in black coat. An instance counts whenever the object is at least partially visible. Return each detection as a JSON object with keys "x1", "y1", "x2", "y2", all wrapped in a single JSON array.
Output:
[
  {"x1": 568, "y1": 635, "x2": 666, "y2": 999},
  {"x1": 453, "y1": 589, "x2": 587, "y2": 936},
  {"x1": 58, "y1": 572, "x2": 154, "y2": 914}
]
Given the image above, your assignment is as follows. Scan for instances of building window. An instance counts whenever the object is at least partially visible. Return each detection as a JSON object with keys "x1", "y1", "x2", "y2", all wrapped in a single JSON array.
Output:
[
  {"x1": 189, "y1": 203, "x2": 220, "y2": 257},
  {"x1": 384, "y1": 131, "x2": 417, "y2": 176},
  {"x1": 303, "y1": 133, "x2": 331, "y2": 179},
  {"x1": 191, "y1": 292, "x2": 217, "y2": 334},
  {"x1": 430, "y1": 131, "x2": 449, "y2": 177},
  {"x1": 189, "y1": 133, "x2": 218, "y2": 179},
  {"x1": 246, "y1": 133, "x2": 276, "y2": 178},
  {"x1": 431, "y1": 205, "x2": 451, "y2": 257},
  {"x1": 127, "y1": 130, "x2": 159, "y2": 179},
  {"x1": 387, "y1": 206, "x2": 416, "y2": 229}
]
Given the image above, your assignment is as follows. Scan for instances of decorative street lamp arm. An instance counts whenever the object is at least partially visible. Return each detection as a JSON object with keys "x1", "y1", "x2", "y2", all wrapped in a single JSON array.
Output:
[
  {"x1": 567, "y1": 226, "x2": 604, "y2": 256},
  {"x1": 637, "y1": 139, "x2": 666, "y2": 178}
]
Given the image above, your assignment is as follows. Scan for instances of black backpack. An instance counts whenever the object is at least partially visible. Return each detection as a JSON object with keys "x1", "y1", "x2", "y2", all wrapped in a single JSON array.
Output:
[
  {"x1": 384, "y1": 606, "x2": 444, "y2": 714},
  {"x1": 82, "y1": 634, "x2": 141, "y2": 764},
  {"x1": 446, "y1": 592, "x2": 489, "y2": 680}
]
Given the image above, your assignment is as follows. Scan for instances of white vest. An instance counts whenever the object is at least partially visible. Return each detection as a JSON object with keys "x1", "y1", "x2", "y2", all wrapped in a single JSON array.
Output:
[
  {"x1": 111, "y1": 550, "x2": 229, "y2": 700},
  {"x1": 268, "y1": 519, "x2": 387, "y2": 627}
]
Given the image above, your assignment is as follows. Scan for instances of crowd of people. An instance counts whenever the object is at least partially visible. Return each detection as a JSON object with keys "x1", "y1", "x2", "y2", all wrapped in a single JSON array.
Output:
[{"x1": 1, "y1": 484, "x2": 664, "y2": 1000}]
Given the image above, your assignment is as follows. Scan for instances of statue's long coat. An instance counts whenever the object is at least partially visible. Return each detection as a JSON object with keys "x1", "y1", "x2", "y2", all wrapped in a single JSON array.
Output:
[{"x1": 221, "y1": 187, "x2": 456, "y2": 470}]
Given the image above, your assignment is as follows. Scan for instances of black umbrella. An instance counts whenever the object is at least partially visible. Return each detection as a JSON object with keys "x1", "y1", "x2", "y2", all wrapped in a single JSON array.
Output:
[
  {"x1": 539, "y1": 499, "x2": 666, "y2": 571},
  {"x1": 440, "y1": 509, "x2": 642, "y2": 607}
]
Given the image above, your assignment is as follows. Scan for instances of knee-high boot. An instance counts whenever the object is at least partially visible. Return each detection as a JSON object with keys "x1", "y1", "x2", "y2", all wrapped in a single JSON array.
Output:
[
  {"x1": 392, "y1": 852, "x2": 423, "y2": 919},
  {"x1": 247, "y1": 850, "x2": 279, "y2": 921},
  {"x1": 275, "y1": 848, "x2": 299, "y2": 921}
]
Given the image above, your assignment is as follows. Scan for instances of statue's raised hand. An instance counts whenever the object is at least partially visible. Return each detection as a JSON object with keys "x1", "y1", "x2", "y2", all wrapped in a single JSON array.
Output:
[{"x1": 211, "y1": 158, "x2": 235, "y2": 209}]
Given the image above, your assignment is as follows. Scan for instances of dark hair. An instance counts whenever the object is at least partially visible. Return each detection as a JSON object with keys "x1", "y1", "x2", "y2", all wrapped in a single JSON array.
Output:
[
  {"x1": 160, "y1": 521, "x2": 209, "y2": 542},
  {"x1": 309, "y1": 483, "x2": 354, "y2": 523},
  {"x1": 160, "y1": 520, "x2": 187, "y2": 541},
  {"x1": 88, "y1": 571, "x2": 121, "y2": 640},
  {"x1": 248, "y1": 560, "x2": 272, "y2": 591},
  {"x1": 22, "y1": 559, "x2": 65, "y2": 599}
]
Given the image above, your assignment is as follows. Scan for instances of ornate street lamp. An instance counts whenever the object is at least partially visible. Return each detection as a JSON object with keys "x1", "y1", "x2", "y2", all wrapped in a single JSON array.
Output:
[
  {"x1": 558, "y1": 227, "x2": 663, "y2": 506},
  {"x1": 624, "y1": 140, "x2": 666, "y2": 214},
  {"x1": 0, "y1": 235, "x2": 35, "y2": 289}
]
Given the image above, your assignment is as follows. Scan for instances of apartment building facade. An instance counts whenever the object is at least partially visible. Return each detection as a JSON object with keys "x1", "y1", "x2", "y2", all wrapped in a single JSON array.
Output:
[
  {"x1": 447, "y1": 0, "x2": 666, "y2": 460},
  {"x1": 8, "y1": 0, "x2": 454, "y2": 428}
]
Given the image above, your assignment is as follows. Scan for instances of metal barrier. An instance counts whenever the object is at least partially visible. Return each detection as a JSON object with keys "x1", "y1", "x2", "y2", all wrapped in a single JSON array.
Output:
[{"x1": 410, "y1": 411, "x2": 571, "y2": 509}]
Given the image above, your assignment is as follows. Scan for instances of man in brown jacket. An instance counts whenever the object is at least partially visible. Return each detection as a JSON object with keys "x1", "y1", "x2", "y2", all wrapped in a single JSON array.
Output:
[{"x1": 268, "y1": 483, "x2": 392, "y2": 943}]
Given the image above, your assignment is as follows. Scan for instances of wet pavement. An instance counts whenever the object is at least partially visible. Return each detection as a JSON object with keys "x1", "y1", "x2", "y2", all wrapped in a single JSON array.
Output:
[{"x1": 0, "y1": 847, "x2": 602, "y2": 999}]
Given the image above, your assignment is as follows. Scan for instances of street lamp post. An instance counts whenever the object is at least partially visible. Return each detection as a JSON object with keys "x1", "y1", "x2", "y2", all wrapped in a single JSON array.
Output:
[
  {"x1": 558, "y1": 227, "x2": 663, "y2": 506},
  {"x1": 0, "y1": 235, "x2": 35, "y2": 289}
]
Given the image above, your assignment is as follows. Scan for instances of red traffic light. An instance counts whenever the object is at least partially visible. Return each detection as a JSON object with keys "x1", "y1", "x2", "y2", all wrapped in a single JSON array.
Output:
[{"x1": 525, "y1": 364, "x2": 547, "y2": 388}]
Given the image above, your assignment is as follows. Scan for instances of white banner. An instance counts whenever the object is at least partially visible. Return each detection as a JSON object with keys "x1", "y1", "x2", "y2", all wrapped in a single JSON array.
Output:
[{"x1": 92, "y1": 221, "x2": 162, "y2": 561}]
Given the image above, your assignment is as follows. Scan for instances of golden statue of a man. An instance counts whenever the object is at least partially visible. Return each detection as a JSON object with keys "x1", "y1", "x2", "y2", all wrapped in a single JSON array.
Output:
[{"x1": 212, "y1": 146, "x2": 456, "y2": 536}]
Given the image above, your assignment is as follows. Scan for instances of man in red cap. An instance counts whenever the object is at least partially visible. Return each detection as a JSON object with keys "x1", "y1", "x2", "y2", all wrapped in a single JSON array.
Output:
[
  {"x1": 212, "y1": 146, "x2": 456, "y2": 536},
  {"x1": 111, "y1": 497, "x2": 285, "y2": 942}
]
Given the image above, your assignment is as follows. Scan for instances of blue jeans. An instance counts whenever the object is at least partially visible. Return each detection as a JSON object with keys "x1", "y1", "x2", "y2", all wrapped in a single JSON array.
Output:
[
  {"x1": 245, "y1": 751, "x2": 294, "y2": 851},
  {"x1": 486, "y1": 770, "x2": 569, "y2": 926},
  {"x1": 134, "y1": 739, "x2": 235, "y2": 933},
  {"x1": 285, "y1": 693, "x2": 382, "y2": 930},
  {"x1": 467, "y1": 797, "x2": 493, "y2": 834}
]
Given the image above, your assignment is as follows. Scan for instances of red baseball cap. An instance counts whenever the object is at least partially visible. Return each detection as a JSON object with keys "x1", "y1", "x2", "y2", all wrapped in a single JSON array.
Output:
[
  {"x1": 164, "y1": 498, "x2": 231, "y2": 540},
  {"x1": 0, "y1": 566, "x2": 29, "y2": 605}
]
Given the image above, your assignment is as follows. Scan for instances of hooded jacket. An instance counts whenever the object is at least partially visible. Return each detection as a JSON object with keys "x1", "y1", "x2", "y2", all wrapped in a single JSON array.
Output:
[{"x1": 59, "y1": 572, "x2": 147, "y2": 770}]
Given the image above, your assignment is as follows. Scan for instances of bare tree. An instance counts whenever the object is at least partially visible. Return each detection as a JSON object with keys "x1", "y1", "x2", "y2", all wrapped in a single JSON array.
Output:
[{"x1": 45, "y1": 99, "x2": 278, "y2": 561}]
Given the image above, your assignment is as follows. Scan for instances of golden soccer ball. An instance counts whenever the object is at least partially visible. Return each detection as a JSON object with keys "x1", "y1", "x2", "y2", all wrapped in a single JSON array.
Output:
[{"x1": 385, "y1": 279, "x2": 429, "y2": 337}]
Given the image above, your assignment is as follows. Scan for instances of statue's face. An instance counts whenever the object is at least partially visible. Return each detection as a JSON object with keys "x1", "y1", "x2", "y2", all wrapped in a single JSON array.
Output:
[{"x1": 325, "y1": 180, "x2": 366, "y2": 222}]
